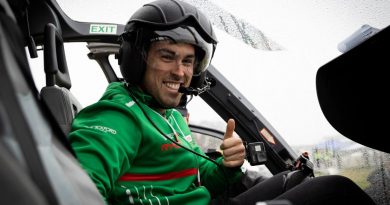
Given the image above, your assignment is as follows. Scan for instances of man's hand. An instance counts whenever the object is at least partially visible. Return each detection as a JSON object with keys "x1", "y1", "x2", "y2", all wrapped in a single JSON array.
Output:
[{"x1": 220, "y1": 119, "x2": 245, "y2": 168}]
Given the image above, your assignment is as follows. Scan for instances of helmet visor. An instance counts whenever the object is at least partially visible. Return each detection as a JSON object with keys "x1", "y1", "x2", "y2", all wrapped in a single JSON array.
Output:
[{"x1": 153, "y1": 26, "x2": 214, "y2": 75}]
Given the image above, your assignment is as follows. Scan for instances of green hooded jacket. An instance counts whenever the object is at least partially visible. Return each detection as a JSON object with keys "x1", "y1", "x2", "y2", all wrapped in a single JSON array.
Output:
[{"x1": 69, "y1": 82, "x2": 242, "y2": 205}]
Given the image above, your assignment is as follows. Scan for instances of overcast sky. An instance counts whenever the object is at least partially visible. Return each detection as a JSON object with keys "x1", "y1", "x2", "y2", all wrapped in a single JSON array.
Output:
[{"x1": 36, "y1": 0, "x2": 390, "y2": 146}]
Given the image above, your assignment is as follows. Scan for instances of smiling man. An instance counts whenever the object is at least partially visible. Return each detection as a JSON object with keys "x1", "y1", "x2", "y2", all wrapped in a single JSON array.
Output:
[{"x1": 68, "y1": 1, "x2": 246, "y2": 204}]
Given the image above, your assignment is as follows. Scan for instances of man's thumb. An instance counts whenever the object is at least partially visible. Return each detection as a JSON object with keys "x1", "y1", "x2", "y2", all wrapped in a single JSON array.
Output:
[{"x1": 224, "y1": 119, "x2": 235, "y2": 139}]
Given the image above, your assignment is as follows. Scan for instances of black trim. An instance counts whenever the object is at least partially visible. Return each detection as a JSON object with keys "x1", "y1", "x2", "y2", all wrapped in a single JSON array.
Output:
[
  {"x1": 201, "y1": 65, "x2": 297, "y2": 174},
  {"x1": 189, "y1": 124, "x2": 224, "y2": 140}
]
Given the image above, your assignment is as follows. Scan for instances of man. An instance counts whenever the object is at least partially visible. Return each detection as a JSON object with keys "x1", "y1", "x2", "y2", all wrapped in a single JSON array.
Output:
[
  {"x1": 69, "y1": 1, "x2": 244, "y2": 204},
  {"x1": 69, "y1": 0, "x2": 376, "y2": 204}
]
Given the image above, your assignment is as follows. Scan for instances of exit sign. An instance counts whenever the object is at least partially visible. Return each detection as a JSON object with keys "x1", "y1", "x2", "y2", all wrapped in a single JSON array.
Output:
[{"x1": 89, "y1": 24, "x2": 117, "y2": 34}]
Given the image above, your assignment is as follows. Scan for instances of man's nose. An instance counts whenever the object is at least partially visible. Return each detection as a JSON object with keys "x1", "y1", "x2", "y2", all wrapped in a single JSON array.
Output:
[{"x1": 172, "y1": 62, "x2": 187, "y2": 76}]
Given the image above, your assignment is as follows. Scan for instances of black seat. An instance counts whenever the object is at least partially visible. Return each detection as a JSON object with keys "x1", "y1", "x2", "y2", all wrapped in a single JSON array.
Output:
[
  {"x1": 40, "y1": 23, "x2": 82, "y2": 136},
  {"x1": 1, "y1": 2, "x2": 105, "y2": 204}
]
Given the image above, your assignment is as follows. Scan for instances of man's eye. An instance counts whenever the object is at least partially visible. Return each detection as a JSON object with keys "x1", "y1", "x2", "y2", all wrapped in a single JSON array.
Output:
[
  {"x1": 161, "y1": 54, "x2": 175, "y2": 61},
  {"x1": 182, "y1": 58, "x2": 195, "y2": 67}
]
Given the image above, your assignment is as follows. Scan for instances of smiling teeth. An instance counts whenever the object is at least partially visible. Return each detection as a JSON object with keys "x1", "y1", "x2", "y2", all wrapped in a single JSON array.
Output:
[{"x1": 165, "y1": 83, "x2": 180, "y2": 89}]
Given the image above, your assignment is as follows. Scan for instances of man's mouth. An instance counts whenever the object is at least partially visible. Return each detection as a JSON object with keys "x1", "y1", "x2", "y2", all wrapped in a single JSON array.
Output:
[{"x1": 164, "y1": 82, "x2": 181, "y2": 90}]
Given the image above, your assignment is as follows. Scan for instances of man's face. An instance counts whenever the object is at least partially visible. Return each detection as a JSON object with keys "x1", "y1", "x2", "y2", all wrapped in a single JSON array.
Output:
[{"x1": 141, "y1": 40, "x2": 195, "y2": 108}]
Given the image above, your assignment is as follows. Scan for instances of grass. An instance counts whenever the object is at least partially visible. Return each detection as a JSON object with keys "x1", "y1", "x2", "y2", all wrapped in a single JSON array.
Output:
[
  {"x1": 338, "y1": 167, "x2": 374, "y2": 190},
  {"x1": 313, "y1": 167, "x2": 374, "y2": 189}
]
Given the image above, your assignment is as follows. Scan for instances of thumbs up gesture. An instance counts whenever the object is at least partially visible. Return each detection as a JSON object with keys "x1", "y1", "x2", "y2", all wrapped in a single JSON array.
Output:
[{"x1": 220, "y1": 119, "x2": 246, "y2": 168}]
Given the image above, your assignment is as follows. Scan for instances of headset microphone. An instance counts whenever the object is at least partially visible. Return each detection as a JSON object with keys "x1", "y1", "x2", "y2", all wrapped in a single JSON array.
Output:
[
  {"x1": 178, "y1": 77, "x2": 215, "y2": 96},
  {"x1": 178, "y1": 86, "x2": 199, "y2": 95}
]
